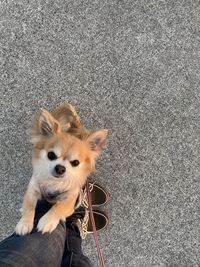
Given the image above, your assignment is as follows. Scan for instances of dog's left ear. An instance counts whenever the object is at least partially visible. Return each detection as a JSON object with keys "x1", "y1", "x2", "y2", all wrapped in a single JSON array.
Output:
[
  {"x1": 52, "y1": 103, "x2": 81, "y2": 131},
  {"x1": 86, "y1": 129, "x2": 108, "y2": 156}
]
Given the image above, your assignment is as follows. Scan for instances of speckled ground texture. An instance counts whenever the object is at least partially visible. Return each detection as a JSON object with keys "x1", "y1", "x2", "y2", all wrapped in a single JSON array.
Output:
[{"x1": 0, "y1": 0, "x2": 200, "y2": 266}]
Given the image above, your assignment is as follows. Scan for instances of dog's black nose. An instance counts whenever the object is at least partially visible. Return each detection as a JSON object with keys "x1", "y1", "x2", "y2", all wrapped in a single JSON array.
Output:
[{"x1": 55, "y1": 164, "x2": 66, "y2": 175}]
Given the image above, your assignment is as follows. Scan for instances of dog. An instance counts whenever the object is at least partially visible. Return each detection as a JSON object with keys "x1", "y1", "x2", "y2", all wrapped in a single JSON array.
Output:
[{"x1": 15, "y1": 103, "x2": 108, "y2": 235}]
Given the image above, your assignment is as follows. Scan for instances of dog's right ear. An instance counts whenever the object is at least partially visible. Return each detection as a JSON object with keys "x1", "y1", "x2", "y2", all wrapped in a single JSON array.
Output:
[{"x1": 31, "y1": 109, "x2": 61, "y2": 144}]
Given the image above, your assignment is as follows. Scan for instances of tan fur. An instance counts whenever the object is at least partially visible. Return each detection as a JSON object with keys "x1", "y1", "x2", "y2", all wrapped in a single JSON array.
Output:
[
  {"x1": 52, "y1": 103, "x2": 81, "y2": 129},
  {"x1": 15, "y1": 103, "x2": 108, "y2": 235}
]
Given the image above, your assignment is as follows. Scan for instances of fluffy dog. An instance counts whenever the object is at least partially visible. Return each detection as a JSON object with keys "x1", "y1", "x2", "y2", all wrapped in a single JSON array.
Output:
[{"x1": 15, "y1": 103, "x2": 108, "y2": 235}]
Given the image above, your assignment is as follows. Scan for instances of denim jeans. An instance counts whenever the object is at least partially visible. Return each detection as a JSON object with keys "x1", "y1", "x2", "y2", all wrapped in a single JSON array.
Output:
[{"x1": 0, "y1": 200, "x2": 92, "y2": 267}]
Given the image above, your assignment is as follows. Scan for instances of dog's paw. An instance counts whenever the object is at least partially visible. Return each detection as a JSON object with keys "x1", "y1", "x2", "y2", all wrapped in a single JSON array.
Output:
[
  {"x1": 15, "y1": 216, "x2": 33, "y2": 235},
  {"x1": 37, "y1": 213, "x2": 60, "y2": 234}
]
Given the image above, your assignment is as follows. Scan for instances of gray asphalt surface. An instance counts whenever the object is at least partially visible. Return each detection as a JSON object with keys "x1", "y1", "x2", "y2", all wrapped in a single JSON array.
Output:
[{"x1": 0, "y1": 1, "x2": 199, "y2": 266}]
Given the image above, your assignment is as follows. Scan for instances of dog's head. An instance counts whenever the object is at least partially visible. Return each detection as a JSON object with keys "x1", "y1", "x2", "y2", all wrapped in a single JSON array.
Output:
[{"x1": 30, "y1": 107, "x2": 108, "y2": 190}]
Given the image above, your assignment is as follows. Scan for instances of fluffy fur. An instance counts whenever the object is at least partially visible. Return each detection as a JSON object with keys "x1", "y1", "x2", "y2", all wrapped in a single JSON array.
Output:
[{"x1": 15, "y1": 103, "x2": 108, "y2": 235}]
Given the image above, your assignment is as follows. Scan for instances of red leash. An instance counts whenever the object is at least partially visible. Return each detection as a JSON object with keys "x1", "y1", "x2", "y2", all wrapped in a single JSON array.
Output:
[{"x1": 86, "y1": 179, "x2": 105, "y2": 267}]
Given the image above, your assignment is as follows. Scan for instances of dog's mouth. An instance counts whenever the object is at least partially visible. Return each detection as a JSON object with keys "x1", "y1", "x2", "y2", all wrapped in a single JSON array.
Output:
[
  {"x1": 41, "y1": 188, "x2": 60, "y2": 201},
  {"x1": 45, "y1": 191, "x2": 60, "y2": 200}
]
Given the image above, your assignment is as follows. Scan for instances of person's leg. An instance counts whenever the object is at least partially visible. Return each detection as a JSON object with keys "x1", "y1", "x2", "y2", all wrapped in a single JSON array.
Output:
[
  {"x1": 0, "y1": 200, "x2": 66, "y2": 267},
  {"x1": 60, "y1": 221, "x2": 92, "y2": 267}
]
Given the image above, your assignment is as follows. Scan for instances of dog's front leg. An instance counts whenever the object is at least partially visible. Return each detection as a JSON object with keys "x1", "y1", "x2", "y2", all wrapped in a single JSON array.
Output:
[
  {"x1": 15, "y1": 180, "x2": 40, "y2": 235},
  {"x1": 37, "y1": 194, "x2": 78, "y2": 234}
]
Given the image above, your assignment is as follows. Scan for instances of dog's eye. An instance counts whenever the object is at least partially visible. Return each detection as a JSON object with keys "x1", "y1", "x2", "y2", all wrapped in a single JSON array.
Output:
[
  {"x1": 70, "y1": 160, "x2": 80, "y2": 167},
  {"x1": 47, "y1": 151, "x2": 57, "y2": 161}
]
